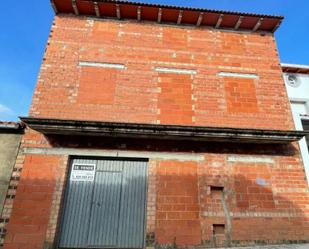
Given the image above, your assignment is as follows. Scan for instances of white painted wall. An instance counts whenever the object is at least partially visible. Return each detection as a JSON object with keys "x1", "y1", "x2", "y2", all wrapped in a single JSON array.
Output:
[
  {"x1": 284, "y1": 74, "x2": 309, "y2": 102},
  {"x1": 283, "y1": 72, "x2": 309, "y2": 185}
]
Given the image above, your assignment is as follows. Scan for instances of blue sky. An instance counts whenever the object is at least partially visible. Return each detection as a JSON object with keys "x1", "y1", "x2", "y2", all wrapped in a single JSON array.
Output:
[{"x1": 0, "y1": 0, "x2": 308, "y2": 121}]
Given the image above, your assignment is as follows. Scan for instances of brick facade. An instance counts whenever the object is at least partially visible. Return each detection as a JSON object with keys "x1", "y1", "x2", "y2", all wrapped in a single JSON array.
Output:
[
  {"x1": 31, "y1": 16, "x2": 292, "y2": 129},
  {"x1": 2, "y1": 14, "x2": 309, "y2": 249}
]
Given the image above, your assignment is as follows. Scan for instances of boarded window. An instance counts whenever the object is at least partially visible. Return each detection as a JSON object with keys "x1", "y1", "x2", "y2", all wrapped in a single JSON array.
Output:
[
  {"x1": 158, "y1": 73, "x2": 194, "y2": 125},
  {"x1": 210, "y1": 186, "x2": 224, "y2": 210},
  {"x1": 77, "y1": 67, "x2": 118, "y2": 105},
  {"x1": 224, "y1": 77, "x2": 258, "y2": 113}
]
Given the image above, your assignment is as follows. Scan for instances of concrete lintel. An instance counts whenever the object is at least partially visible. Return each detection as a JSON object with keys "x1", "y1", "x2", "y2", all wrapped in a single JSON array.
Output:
[
  {"x1": 218, "y1": 72, "x2": 259, "y2": 79},
  {"x1": 20, "y1": 117, "x2": 306, "y2": 144},
  {"x1": 227, "y1": 156, "x2": 274, "y2": 164},
  {"x1": 22, "y1": 147, "x2": 206, "y2": 162},
  {"x1": 155, "y1": 67, "x2": 197, "y2": 75},
  {"x1": 202, "y1": 211, "x2": 300, "y2": 218},
  {"x1": 79, "y1": 61, "x2": 126, "y2": 69}
]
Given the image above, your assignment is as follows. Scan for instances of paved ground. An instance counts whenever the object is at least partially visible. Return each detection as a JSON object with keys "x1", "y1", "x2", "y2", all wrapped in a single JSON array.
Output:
[{"x1": 218, "y1": 244, "x2": 309, "y2": 249}]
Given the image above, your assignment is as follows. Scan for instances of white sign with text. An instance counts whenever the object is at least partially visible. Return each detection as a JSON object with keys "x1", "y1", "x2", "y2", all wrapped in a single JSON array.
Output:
[{"x1": 70, "y1": 163, "x2": 96, "y2": 182}]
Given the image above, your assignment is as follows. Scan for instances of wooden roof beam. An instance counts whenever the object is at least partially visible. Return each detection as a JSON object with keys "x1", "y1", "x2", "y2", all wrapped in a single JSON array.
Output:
[
  {"x1": 272, "y1": 19, "x2": 282, "y2": 32},
  {"x1": 116, "y1": 4, "x2": 121, "y2": 19},
  {"x1": 196, "y1": 12, "x2": 204, "y2": 26},
  {"x1": 157, "y1": 8, "x2": 162, "y2": 23},
  {"x1": 253, "y1": 18, "x2": 263, "y2": 32},
  {"x1": 137, "y1": 6, "x2": 142, "y2": 21},
  {"x1": 94, "y1": 2, "x2": 100, "y2": 17},
  {"x1": 234, "y1": 16, "x2": 244, "y2": 30},
  {"x1": 72, "y1": 0, "x2": 79, "y2": 15},
  {"x1": 50, "y1": 0, "x2": 58, "y2": 14},
  {"x1": 215, "y1": 14, "x2": 224, "y2": 29},
  {"x1": 177, "y1": 10, "x2": 183, "y2": 25}
]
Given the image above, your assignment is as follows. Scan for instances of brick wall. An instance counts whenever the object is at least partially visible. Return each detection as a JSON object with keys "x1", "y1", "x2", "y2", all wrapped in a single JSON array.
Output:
[
  {"x1": 30, "y1": 15, "x2": 293, "y2": 130},
  {"x1": 3, "y1": 155, "x2": 62, "y2": 249},
  {"x1": 2, "y1": 15, "x2": 309, "y2": 249},
  {"x1": 3, "y1": 138, "x2": 309, "y2": 248},
  {"x1": 156, "y1": 161, "x2": 201, "y2": 245}
]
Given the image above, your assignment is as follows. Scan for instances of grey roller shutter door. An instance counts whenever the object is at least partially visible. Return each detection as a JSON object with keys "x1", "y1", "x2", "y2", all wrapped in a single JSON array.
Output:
[
  {"x1": 118, "y1": 161, "x2": 148, "y2": 248},
  {"x1": 58, "y1": 158, "x2": 147, "y2": 249},
  {"x1": 87, "y1": 160, "x2": 123, "y2": 247},
  {"x1": 58, "y1": 158, "x2": 97, "y2": 248}
]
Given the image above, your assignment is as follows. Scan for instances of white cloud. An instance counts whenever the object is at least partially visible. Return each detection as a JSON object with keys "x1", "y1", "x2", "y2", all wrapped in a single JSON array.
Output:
[{"x1": 0, "y1": 104, "x2": 14, "y2": 114}]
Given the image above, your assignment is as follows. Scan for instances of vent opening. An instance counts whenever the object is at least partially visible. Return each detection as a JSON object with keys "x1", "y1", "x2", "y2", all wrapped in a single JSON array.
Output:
[
  {"x1": 213, "y1": 224, "x2": 225, "y2": 235},
  {"x1": 213, "y1": 224, "x2": 226, "y2": 247},
  {"x1": 287, "y1": 74, "x2": 301, "y2": 87},
  {"x1": 210, "y1": 186, "x2": 224, "y2": 196}
]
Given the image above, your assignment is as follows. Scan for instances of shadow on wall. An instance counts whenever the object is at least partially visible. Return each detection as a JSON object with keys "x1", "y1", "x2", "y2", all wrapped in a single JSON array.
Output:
[
  {"x1": 154, "y1": 159, "x2": 309, "y2": 248},
  {"x1": 47, "y1": 134, "x2": 299, "y2": 156},
  {"x1": 3, "y1": 135, "x2": 309, "y2": 248},
  {"x1": 48, "y1": 135, "x2": 309, "y2": 247}
]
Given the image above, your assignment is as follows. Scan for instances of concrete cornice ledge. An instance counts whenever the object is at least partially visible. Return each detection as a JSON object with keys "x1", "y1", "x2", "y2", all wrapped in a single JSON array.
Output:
[{"x1": 20, "y1": 117, "x2": 307, "y2": 144}]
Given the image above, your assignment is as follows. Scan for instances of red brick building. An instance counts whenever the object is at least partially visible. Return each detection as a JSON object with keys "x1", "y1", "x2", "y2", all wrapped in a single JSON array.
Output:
[{"x1": 1, "y1": 0, "x2": 309, "y2": 248}]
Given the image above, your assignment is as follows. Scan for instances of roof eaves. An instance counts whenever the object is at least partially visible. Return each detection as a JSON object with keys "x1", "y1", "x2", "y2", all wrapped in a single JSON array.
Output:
[
  {"x1": 281, "y1": 63, "x2": 309, "y2": 70},
  {"x1": 95, "y1": 0, "x2": 284, "y2": 19},
  {"x1": 0, "y1": 122, "x2": 25, "y2": 132},
  {"x1": 281, "y1": 63, "x2": 309, "y2": 74},
  {"x1": 20, "y1": 117, "x2": 306, "y2": 144},
  {"x1": 51, "y1": 0, "x2": 284, "y2": 33}
]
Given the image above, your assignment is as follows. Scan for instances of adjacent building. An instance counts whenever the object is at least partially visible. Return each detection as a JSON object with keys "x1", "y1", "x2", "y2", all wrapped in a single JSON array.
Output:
[
  {"x1": 282, "y1": 63, "x2": 309, "y2": 183},
  {"x1": 1, "y1": 1, "x2": 309, "y2": 248},
  {"x1": 0, "y1": 122, "x2": 24, "y2": 246}
]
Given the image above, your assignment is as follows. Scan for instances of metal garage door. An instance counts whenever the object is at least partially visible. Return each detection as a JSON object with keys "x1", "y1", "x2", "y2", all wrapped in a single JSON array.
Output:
[{"x1": 58, "y1": 158, "x2": 148, "y2": 249}]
